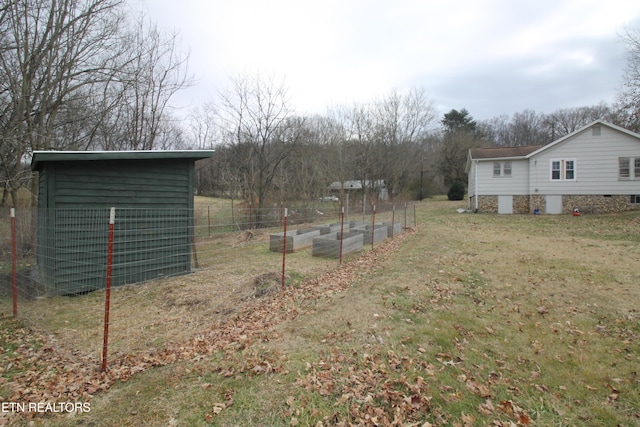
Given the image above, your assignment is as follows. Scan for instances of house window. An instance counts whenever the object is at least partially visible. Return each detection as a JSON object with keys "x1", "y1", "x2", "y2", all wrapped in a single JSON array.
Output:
[
  {"x1": 620, "y1": 158, "x2": 630, "y2": 178},
  {"x1": 565, "y1": 160, "x2": 575, "y2": 180},
  {"x1": 552, "y1": 161, "x2": 561, "y2": 180},
  {"x1": 631, "y1": 195, "x2": 640, "y2": 204},
  {"x1": 551, "y1": 159, "x2": 576, "y2": 181},
  {"x1": 493, "y1": 161, "x2": 512, "y2": 178},
  {"x1": 619, "y1": 157, "x2": 640, "y2": 179}
]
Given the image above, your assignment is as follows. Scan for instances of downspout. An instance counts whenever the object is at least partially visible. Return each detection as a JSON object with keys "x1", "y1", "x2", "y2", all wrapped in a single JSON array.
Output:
[{"x1": 474, "y1": 160, "x2": 479, "y2": 211}]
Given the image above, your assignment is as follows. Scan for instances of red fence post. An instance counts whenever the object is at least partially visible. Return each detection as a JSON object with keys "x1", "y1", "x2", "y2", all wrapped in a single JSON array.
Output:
[
  {"x1": 339, "y1": 207, "x2": 345, "y2": 265},
  {"x1": 102, "y1": 207, "x2": 116, "y2": 372},
  {"x1": 281, "y1": 208, "x2": 288, "y2": 290},
  {"x1": 11, "y1": 208, "x2": 17, "y2": 318},
  {"x1": 404, "y1": 203, "x2": 407, "y2": 229},
  {"x1": 391, "y1": 205, "x2": 396, "y2": 238},
  {"x1": 280, "y1": 202, "x2": 284, "y2": 226},
  {"x1": 371, "y1": 205, "x2": 376, "y2": 249}
]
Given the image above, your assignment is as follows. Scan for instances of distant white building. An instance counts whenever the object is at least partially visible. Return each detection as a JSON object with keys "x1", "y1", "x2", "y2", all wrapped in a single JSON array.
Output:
[{"x1": 328, "y1": 180, "x2": 388, "y2": 201}]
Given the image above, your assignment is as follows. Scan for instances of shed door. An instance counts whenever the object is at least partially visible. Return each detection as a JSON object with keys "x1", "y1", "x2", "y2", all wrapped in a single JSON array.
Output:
[
  {"x1": 498, "y1": 196, "x2": 513, "y2": 214},
  {"x1": 545, "y1": 195, "x2": 563, "y2": 214}
]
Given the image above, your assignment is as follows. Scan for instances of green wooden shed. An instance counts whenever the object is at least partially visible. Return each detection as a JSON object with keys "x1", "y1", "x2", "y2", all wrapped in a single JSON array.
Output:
[{"x1": 31, "y1": 150, "x2": 214, "y2": 295}]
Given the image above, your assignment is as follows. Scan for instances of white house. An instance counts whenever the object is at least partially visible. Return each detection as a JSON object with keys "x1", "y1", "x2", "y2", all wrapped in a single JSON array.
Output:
[{"x1": 466, "y1": 120, "x2": 640, "y2": 214}]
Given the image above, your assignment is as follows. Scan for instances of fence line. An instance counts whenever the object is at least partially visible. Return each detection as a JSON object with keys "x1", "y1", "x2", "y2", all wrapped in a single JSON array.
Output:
[{"x1": 1, "y1": 201, "x2": 417, "y2": 371}]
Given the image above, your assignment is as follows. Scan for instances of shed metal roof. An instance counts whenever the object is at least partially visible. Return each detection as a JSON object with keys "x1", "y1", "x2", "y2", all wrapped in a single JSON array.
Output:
[{"x1": 31, "y1": 150, "x2": 215, "y2": 171}]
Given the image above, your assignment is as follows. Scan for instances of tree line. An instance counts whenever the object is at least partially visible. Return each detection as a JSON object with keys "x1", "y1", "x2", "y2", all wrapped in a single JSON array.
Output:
[
  {"x1": 1, "y1": 1, "x2": 639, "y2": 210},
  {"x1": 0, "y1": 0, "x2": 190, "y2": 207}
]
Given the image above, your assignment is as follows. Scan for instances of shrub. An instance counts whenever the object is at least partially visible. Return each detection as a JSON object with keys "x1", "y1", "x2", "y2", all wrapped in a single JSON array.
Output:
[{"x1": 447, "y1": 181, "x2": 465, "y2": 201}]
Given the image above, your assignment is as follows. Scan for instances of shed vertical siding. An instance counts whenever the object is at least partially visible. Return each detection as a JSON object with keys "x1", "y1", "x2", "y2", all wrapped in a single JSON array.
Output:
[{"x1": 37, "y1": 157, "x2": 199, "y2": 295}]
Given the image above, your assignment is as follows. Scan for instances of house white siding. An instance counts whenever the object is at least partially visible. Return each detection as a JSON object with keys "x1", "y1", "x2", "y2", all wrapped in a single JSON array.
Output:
[
  {"x1": 475, "y1": 159, "x2": 529, "y2": 195},
  {"x1": 467, "y1": 121, "x2": 640, "y2": 214},
  {"x1": 529, "y1": 125, "x2": 640, "y2": 195},
  {"x1": 468, "y1": 161, "x2": 477, "y2": 198}
]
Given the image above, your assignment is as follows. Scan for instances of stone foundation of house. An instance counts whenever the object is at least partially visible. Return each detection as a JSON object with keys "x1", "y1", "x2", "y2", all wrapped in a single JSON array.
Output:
[
  {"x1": 472, "y1": 194, "x2": 640, "y2": 214},
  {"x1": 471, "y1": 195, "x2": 530, "y2": 214},
  {"x1": 513, "y1": 195, "x2": 531, "y2": 214},
  {"x1": 470, "y1": 195, "x2": 497, "y2": 213},
  {"x1": 529, "y1": 195, "x2": 545, "y2": 214},
  {"x1": 562, "y1": 195, "x2": 640, "y2": 214}
]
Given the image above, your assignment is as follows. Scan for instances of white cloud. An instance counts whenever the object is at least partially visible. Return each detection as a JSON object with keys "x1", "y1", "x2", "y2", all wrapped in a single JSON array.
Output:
[{"x1": 135, "y1": 0, "x2": 640, "y2": 120}]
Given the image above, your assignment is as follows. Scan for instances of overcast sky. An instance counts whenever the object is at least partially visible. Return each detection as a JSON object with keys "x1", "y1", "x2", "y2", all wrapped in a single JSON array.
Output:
[{"x1": 134, "y1": 0, "x2": 640, "y2": 121}]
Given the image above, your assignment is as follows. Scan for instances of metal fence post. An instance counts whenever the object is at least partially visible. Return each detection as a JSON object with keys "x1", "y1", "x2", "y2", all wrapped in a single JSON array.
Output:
[
  {"x1": 281, "y1": 208, "x2": 288, "y2": 290},
  {"x1": 11, "y1": 208, "x2": 17, "y2": 318},
  {"x1": 391, "y1": 205, "x2": 396, "y2": 238},
  {"x1": 371, "y1": 205, "x2": 376, "y2": 249},
  {"x1": 102, "y1": 207, "x2": 116, "y2": 372},
  {"x1": 404, "y1": 203, "x2": 408, "y2": 229},
  {"x1": 339, "y1": 207, "x2": 345, "y2": 264}
]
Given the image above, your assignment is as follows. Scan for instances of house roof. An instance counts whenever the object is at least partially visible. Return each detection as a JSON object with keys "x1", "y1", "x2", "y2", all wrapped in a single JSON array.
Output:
[
  {"x1": 31, "y1": 150, "x2": 215, "y2": 171},
  {"x1": 469, "y1": 145, "x2": 543, "y2": 160}
]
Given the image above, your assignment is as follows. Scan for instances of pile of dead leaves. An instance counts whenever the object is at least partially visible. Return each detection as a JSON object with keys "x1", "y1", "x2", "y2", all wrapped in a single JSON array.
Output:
[
  {"x1": 0, "y1": 228, "x2": 416, "y2": 423},
  {"x1": 0, "y1": 319, "x2": 111, "y2": 423},
  {"x1": 294, "y1": 348, "x2": 433, "y2": 426}
]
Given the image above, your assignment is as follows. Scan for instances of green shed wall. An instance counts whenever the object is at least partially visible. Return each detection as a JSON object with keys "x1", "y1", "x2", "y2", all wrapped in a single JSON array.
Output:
[{"x1": 37, "y1": 158, "x2": 197, "y2": 295}]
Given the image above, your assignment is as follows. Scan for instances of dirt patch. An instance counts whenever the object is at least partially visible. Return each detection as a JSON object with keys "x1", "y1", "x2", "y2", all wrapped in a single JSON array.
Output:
[{"x1": 251, "y1": 272, "x2": 284, "y2": 298}]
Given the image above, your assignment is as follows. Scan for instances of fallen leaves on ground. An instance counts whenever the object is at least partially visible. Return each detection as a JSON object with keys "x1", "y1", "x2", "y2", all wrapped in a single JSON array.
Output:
[
  {"x1": 0, "y1": 228, "x2": 416, "y2": 423},
  {"x1": 295, "y1": 349, "x2": 432, "y2": 426}
]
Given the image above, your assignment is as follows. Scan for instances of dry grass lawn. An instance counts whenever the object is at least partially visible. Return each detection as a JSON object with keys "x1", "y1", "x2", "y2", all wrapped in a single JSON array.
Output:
[{"x1": 1, "y1": 198, "x2": 639, "y2": 426}]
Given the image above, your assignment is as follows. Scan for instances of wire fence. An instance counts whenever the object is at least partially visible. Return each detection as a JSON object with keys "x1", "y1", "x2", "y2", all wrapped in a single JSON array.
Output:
[{"x1": 0, "y1": 200, "x2": 417, "y2": 371}]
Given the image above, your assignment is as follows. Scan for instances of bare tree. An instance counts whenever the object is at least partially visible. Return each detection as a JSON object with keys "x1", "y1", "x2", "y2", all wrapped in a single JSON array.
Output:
[
  {"x1": 187, "y1": 102, "x2": 219, "y2": 150},
  {"x1": 0, "y1": 0, "x2": 129, "y2": 206},
  {"x1": 216, "y1": 72, "x2": 301, "y2": 220},
  {"x1": 374, "y1": 87, "x2": 439, "y2": 198},
  {"x1": 615, "y1": 25, "x2": 640, "y2": 132},
  {"x1": 113, "y1": 18, "x2": 192, "y2": 150},
  {"x1": 543, "y1": 104, "x2": 612, "y2": 138},
  {"x1": 88, "y1": 16, "x2": 193, "y2": 151},
  {"x1": 0, "y1": 0, "x2": 191, "y2": 208}
]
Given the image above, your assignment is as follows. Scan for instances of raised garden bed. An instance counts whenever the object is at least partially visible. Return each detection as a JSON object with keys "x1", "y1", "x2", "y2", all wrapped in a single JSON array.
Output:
[
  {"x1": 383, "y1": 222, "x2": 402, "y2": 238},
  {"x1": 354, "y1": 224, "x2": 388, "y2": 246},
  {"x1": 312, "y1": 231, "x2": 363, "y2": 258},
  {"x1": 269, "y1": 228, "x2": 320, "y2": 253}
]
